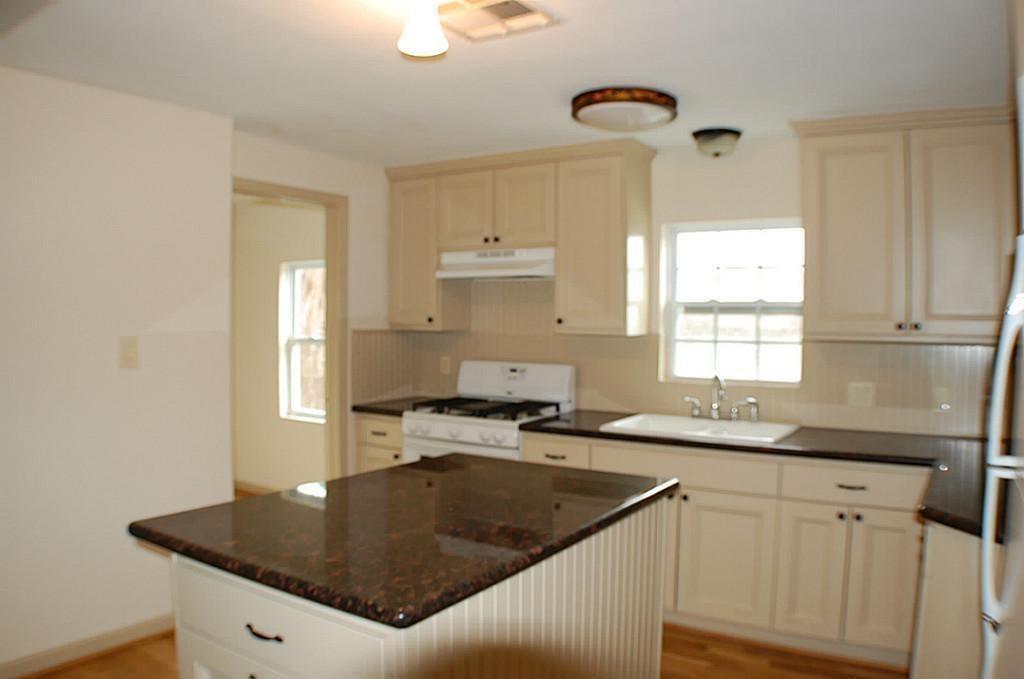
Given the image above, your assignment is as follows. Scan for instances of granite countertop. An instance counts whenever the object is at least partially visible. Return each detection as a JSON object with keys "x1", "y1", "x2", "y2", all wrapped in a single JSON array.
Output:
[
  {"x1": 351, "y1": 395, "x2": 438, "y2": 417},
  {"x1": 521, "y1": 410, "x2": 986, "y2": 537},
  {"x1": 129, "y1": 454, "x2": 677, "y2": 628}
]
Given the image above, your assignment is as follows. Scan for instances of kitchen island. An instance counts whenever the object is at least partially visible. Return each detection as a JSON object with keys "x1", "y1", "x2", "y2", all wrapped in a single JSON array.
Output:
[{"x1": 130, "y1": 454, "x2": 677, "y2": 678}]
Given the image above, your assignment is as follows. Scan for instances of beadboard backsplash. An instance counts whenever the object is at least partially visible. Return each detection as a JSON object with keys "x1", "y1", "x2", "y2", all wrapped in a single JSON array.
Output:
[{"x1": 353, "y1": 280, "x2": 994, "y2": 437}]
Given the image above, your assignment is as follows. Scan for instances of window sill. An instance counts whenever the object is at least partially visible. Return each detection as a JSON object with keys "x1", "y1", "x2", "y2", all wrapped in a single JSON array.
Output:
[
  {"x1": 281, "y1": 413, "x2": 326, "y2": 425},
  {"x1": 660, "y1": 375, "x2": 802, "y2": 390}
]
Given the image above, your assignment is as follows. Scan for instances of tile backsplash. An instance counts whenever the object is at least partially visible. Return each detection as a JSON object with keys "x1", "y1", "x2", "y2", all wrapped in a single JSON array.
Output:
[{"x1": 353, "y1": 280, "x2": 994, "y2": 437}]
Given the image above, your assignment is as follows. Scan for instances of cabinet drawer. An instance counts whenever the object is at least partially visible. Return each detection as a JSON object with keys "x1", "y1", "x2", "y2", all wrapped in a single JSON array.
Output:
[
  {"x1": 176, "y1": 627, "x2": 284, "y2": 679},
  {"x1": 591, "y1": 442, "x2": 779, "y2": 496},
  {"x1": 174, "y1": 557, "x2": 384, "y2": 677},
  {"x1": 522, "y1": 434, "x2": 590, "y2": 468},
  {"x1": 357, "y1": 415, "x2": 402, "y2": 447},
  {"x1": 781, "y1": 461, "x2": 928, "y2": 509},
  {"x1": 358, "y1": 444, "x2": 403, "y2": 473}
]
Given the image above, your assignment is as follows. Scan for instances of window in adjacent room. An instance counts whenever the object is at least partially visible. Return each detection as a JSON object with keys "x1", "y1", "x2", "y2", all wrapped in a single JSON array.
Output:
[
  {"x1": 662, "y1": 219, "x2": 804, "y2": 384},
  {"x1": 279, "y1": 261, "x2": 326, "y2": 422}
]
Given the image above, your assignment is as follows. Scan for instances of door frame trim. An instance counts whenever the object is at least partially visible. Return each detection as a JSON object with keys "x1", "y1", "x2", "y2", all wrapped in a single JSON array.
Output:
[{"x1": 232, "y1": 178, "x2": 349, "y2": 480}]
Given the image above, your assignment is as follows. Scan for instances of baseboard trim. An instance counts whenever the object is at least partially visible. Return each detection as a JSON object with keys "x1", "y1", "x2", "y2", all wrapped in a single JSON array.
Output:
[
  {"x1": 233, "y1": 481, "x2": 276, "y2": 498},
  {"x1": 0, "y1": 614, "x2": 174, "y2": 679},
  {"x1": 662, "y1": 611, "x2": 908, "y2": 670}
]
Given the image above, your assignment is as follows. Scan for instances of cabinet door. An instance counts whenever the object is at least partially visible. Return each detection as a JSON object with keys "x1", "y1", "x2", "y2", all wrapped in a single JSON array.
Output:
[
  {"x1": 555, "y1": 156, "x2": 626, "y2": 334},
  {"x1": 494, "y1": 163, "x2": 556, "y2": 247},
  {"x1": 844, "y1": 508, "x2": 921, "y2": 650},
  {"x1": 909, "y1": 124, "x2": 1014, "y2": 340},
  {"x1": 663, "y1": 493, "x2": 679, "y2": 611},
  {"x1": 357, "y1": 444, "x2": 402, "y2": 473},
  {"x1": 773, "y1": 500, "x2": 849, "y2": 640},
  {"x1": 802, "y1": 133, "x2": 908, "y2": 339},
  {"x1": 676, "y1": 490, "x2": 777, "y2": 628},
  {"x1": 389, "y1": 178, "x2": 439, "y2": 328},
  {"x1": 438, "y1": 170, "x2": 494, "y2": 249}
]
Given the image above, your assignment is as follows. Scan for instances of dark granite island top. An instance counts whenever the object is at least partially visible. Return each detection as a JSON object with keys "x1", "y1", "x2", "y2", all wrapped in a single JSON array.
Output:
[
  {"x1": 522, "y1": 410, "x2": 986, "y2": 537},
  {"x1": 129, "y1": 453, "x2": 677, "y2": 629}
]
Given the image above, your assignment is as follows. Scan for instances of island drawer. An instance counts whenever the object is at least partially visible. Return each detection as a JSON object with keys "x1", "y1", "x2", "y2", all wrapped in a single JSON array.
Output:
[
  {"x1": 174, "y1": 557, "x2": 384, "y2": 677},
  {"x1": 176, "y1": 627, "x2": 285, "y2": 679},
  {"x1": 357, "y1": 415, "x2": 402, "y2": 447},
  {"x1": 780, "y1": 461, "x2": 929, "y2": 509},
  {"x1": 522, "y1": 434, "x2": 591, "y2": 468}
]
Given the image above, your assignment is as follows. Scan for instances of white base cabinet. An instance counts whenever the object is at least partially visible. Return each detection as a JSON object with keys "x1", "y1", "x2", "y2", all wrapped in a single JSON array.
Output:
[{"x1": 527, "y1": 431, "x2": 930, "y2": 668}]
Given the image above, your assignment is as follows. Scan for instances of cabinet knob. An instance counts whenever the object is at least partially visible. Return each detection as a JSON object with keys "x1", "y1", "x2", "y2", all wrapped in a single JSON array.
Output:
[
  {"x1": 682, "y1": 494, "x2": 689, "y2": 502},
  {"x1": 911, "y1": 322, "x2": 922, "y2": 331},
  {"x1": 483, "y1": 237, "x2": 490, "y2": 243},
  {"x1": 855, "y1": 513, "x2": 864, "y2": 522},
  {"x1": 392, "y1": 453, "x2": 400, "y2": 460},
  {"x1": 556, "y1": 318, "x2": 564, "y2": 325},
  {"x1": 895, "y1": 322, "x2": 906, "y2": 331},
  {"x1": 837, "y1": 512, "x2": 847, "y2": 521},
  {"x1": 494, "y1": 236, "x2": 501, "y2": 243},
  {"x1": 426, "y1": 316, "x2": 434, "y2": 324}
]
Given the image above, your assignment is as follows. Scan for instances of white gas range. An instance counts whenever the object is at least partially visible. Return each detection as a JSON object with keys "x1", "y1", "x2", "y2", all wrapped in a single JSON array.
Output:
[{"x1": 401, "y1": 360, "x2": 575, "y2": 462}]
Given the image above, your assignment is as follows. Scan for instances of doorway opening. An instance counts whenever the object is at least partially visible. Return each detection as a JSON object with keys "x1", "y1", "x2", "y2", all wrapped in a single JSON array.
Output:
[{"x1": 231, "y1": 179, "x2": 348, "y2": 494}]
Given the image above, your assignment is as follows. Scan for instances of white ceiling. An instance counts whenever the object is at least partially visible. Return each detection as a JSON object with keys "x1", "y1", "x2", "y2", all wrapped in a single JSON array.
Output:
[{"x1": 0, "y1": 0, "x2": 1011, "y2": 165}]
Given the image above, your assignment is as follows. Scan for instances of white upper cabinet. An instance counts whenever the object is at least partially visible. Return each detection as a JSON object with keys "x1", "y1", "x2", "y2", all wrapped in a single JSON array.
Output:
[
  {"x1": 796, "y1": 109, "x2": 1015, "y2": 343},
  {"x1": 802, "y1": 132, "x2": 908, "y2": 339},
  {"x1": 909, "y1": 124, "x2": 1015, "y2": 340},
  {"x1": 494, "y1": 163, "x2": 557, "y2": 248},
  {"x1": 438, "y1": 170, "x2": 494, "y2": 249}
]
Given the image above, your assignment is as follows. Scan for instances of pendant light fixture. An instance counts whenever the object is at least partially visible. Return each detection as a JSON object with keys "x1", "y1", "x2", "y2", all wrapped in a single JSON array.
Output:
[
  {"x1": 398, "y1": 0, "x2": 449, "y2": 58},
  {"x1": 571, "y1": 87, "x2": 678, "y2": 132}
]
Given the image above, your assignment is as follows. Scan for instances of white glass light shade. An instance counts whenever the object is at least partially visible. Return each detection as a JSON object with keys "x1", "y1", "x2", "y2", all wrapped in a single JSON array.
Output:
[{"x1": 398, "y1": 0, "x2": 449, "y2": 58}]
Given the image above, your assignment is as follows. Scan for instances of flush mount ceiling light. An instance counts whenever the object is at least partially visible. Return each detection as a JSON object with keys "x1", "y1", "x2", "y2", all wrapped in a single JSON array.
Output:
[
  {"x1": 692, "y1": 127, "x2": 742, "y2": 157},
  {"x1": 398, "y1": 0, "x2": 449, "y2": 58},
  {"x1": 571, "y1": 87, "x2": 678, "y2": 132}
]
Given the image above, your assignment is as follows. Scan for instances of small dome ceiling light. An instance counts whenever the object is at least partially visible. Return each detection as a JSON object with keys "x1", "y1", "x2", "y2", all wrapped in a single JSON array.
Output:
[
  {"x1": 692, "y1": 127, "x2": 742, "y2": 158},
  {"x1": 571, "y1": 87, "x2": 678, "y2": 132},
  {"x1": 398, "y1": 0, "x2": 449, "y2": 59}
]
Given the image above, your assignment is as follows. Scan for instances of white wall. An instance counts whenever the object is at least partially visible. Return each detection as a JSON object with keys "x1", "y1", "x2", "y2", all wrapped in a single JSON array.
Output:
[
  {"x1": 231, "y1": 132, "x2": 390, "y2": 330},
  {"x1": 0, "y1": 67, "x2": 233, "y2": 667},
  {"x1": 232, "y1": 198, "x2": 326, "y2": 489}
]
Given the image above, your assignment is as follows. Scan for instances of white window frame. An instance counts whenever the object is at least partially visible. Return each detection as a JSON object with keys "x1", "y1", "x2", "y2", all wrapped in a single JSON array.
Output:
[
  {"x1": 660, "y1": 218, "x2": 804, "y2": 386},
  {"x1": 279, "y1": 260, "x2": 326, "y2": 423}
]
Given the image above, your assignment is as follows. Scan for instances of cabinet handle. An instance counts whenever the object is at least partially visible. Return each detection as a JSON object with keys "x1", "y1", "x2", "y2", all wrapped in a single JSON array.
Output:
[
  {"x1": 911, "y1": 322, "x2": 922, "y2": 331},
  {"x1": 426, "y1": 316, "x2": 434, "y2": 324},
  {"x1": 249, "y1": 674, "x2": 258, "y2": 679},
  {"x1": 855, "y1": 513, "x2": 864, "y2": 522},
  {"x1": 245, "y1": 623, "x2": 283, "y2": 643},
  {"x1": 837, "y1": 483, "x2": 868, "y2": 491},
  {"x1": 370, "y1": 430, "x2": 388, "y2": 437},
  {"x1": 544, "y1": 453, "x2": 567, "y2": 461},
  {"x1": 837, "y1": 512, "x2": 847, "y2": 521},
  {"x1": 895, "y1": 322, "x2": 906, "y2": 331},
  {"x1": 484, "y1": 237, "x2": 491, "y2": 243},
  {"x1": 556, "y1": 318, "x2": 564, "y2": 325}
]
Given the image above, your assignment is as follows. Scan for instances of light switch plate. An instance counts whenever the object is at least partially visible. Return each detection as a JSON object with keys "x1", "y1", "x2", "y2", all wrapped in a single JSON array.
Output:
[
  {"x1": 847, "y1": 382, "x2": 875, "y2": 408},
  {"x1": 119, "y1": 336, "x2": 139, "y2": 369}
]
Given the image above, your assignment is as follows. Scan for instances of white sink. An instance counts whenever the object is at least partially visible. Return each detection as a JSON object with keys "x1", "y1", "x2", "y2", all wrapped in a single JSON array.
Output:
[{"x1": 599, "y1": 413, "x2": 798, "y2": 444}]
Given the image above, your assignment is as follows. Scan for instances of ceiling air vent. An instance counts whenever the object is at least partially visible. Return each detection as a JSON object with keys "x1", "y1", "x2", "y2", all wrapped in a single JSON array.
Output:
[{"x1": 438, "y1": 0, "x2": 556, "y2": 41}]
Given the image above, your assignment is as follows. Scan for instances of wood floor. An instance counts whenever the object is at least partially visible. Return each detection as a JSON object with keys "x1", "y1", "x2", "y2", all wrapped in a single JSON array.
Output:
[{"x1": 34, "y1": 624, "x2": 907, "y2": 679}]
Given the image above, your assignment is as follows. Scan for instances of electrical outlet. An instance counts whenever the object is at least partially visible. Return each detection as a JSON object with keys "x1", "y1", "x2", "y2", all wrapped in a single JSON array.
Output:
[
  {"x1": 119, "y1": 336, "x2": 139, "y2": 369},
  {"x1": 847, "y1": 382, "x2": 875, "y2": 408},
  {"x1": 439, "y1": 355, "x2": 451, "y2": 375}
]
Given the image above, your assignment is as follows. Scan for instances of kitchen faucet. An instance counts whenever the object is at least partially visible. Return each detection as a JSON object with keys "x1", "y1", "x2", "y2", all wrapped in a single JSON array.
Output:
[{"x1": 709, "y1": 375, "x2": 726, "y2": 420}]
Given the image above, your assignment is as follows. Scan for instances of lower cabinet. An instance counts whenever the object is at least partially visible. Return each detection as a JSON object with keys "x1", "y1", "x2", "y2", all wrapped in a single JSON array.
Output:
[
  {"x1": 676, "y1": 490, "x2": 777, "y2": 629},
  {"x1": 354, "y1": 414, "x2": 404, "y2": 473},
  {"x1": 177, "y1": 627, "x2": 284, "y2": 679}
]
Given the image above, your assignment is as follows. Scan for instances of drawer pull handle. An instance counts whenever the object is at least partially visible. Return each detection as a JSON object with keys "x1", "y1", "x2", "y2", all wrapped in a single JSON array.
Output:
[
  {"x1": 544, "y1": 453, "x2": 567, "y2": 461},
  {"x1": 837, "y1": 483, "x2": 868, "y2": 491},
  {"x1": 245, "y1": 623, "x2": 283, "y2": 643},
  {"x1": 370, "y1": 430, "x2": 388, "y2": 437}
]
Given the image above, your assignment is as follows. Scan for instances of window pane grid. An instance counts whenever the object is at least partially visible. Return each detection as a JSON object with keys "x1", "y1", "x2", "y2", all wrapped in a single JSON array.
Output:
[
  {"x1": 665, "y1": 224, "x2": 803, "y2": 384},
  {"x1": 280, "y1": 261, "x2": 326, "y2": 421}
]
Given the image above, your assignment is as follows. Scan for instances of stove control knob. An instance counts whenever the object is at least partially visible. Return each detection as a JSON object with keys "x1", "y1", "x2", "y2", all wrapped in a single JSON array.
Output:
[
  {"x1": 478, "y1": 432, "x2": 492, "y2": 444},
  {"x1": 493, "y1": 433, "x2": 506, "y2": 444},
  {"x1": 448, "y1": 429, "x2": 461, "y2": 440}
]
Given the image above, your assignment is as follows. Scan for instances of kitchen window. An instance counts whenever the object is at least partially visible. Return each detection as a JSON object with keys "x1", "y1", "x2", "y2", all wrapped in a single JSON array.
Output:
[
  {"x1": 279, "y1": 261, "x2": 326, "y2": 422},
  {"x1": 662, "y1": 220, "x2": 804, "y2": 384}
]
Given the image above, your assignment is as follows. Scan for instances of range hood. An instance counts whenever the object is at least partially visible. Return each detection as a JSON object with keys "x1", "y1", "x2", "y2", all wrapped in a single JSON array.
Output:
[{"x1": 436, "y1": 247, "x2": 555, "y2": 279}]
